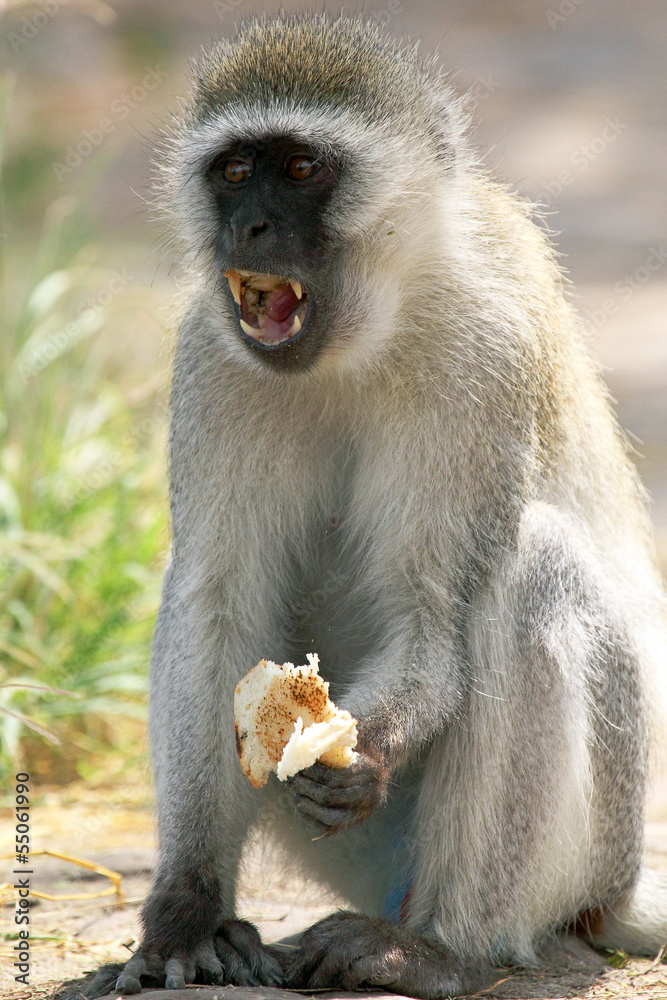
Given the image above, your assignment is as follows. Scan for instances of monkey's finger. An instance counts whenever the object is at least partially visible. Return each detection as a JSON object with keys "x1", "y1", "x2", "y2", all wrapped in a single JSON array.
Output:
[
  {"x1": 305, "y1": 947, "x2": 355, "y2": 989},
  {"x1": 86, "y1": 963, "x2": 126, "y2": 999},
  {"x1": 192, "y1": 941, "x2": 225, "y2": 984},
  {"x1": 261, "y1": 956, "x2": 284, "y2": 987},
  {"x1": 292, "y1": 809, "x2": 332, "y2": 837},
  {"x1": 214, "y1": 936, "x2": 249, "y2": 984},
  {"x1": 264, "y1": 944, "x2": 289, "y2": 985},
  {"x1": 214, "y1": 935, "x2": 262, "y2": 986},
  {"x1": 287, "y1": 942, "x2": 330, "y2": 987},
  {"x1": 114, "y1": 972, "x2": 142, "y2": 995},
  {"x1": 292, "y1": 792, "x2": 358, "y2": 832},
  {"x1": 289, "y1": 771, "x2": 371, "y2": 806},
  {"x1": 298, "y1": 761, "x2": 364, "y2": 787}
]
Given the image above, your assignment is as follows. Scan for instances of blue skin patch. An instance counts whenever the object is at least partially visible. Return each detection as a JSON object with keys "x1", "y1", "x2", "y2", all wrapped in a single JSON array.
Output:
[
  {"x1": 382, "y1": 770, "x2": 419, "y2": 924},
  {"x1": 382, "y1": 876, "x2": 413, "y2": 923}
]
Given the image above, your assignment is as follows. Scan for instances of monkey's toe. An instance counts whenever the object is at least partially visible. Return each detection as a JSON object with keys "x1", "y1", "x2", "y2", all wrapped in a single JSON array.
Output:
[
  {"x1": 66, "y1": 963, "x2": 125, "y2": 999},
  {"x1": 113, "y1": 940, "x2": 225, "y2": 994},
  {"x1": 114, "y1": 973, "x2": 142, "y2": 995},
  {"x1": 214, "y1": 918, "x2": 284, "y2": 986},
  {"x1": 115, "y1": 949, "x2": 165, "y2": 994}
]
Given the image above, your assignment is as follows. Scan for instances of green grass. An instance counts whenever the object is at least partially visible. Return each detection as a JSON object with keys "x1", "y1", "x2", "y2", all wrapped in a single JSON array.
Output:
[{"x1": 0, "y1": 74, "x2": 169, "y2": 780}]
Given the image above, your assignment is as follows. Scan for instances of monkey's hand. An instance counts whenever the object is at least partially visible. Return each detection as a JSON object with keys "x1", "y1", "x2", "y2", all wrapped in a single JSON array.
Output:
[
  {"x1": 287, "y1": 752, "x2": 389, "y2": 834},
  {"x1": 114, "y1": 919, "x2": 283, "y2": 994}
]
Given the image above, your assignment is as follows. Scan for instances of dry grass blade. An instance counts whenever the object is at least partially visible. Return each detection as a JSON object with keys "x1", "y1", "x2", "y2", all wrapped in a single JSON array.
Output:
[
  {"x1": 0, "y1": 850, "x2": 124, "y2": 905},
  {"x1": 468, "y1": 975, "x2": 512, "y2": 997},
  {"x1": 632, "y1": 943, "x2": 667, "y2": 976}
]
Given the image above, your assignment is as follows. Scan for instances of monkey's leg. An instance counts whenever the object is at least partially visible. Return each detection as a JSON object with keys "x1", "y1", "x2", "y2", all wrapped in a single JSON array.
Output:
[
  {"x1": 401, "y1": 503, "x2": 648, "y2": 965},
  {"x1": 114, "y1": 564, "x2": 283, "y2": 994},
  {"x1": 288, "y1": 504, "x2": 648, "y2": 989}
]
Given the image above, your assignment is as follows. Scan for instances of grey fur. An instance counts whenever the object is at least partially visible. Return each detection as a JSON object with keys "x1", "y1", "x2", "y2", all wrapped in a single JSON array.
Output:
[{"x1": 114, "y1": 13, "x2": 667, "y2": 997}]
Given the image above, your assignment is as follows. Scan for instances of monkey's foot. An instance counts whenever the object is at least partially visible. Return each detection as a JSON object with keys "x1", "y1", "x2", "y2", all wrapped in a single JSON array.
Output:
[
  {"x1": 214, "y1": 919, "x2": 284, "y2": 986},
  {"x1": 286, "y1": 911, "x2": 491, "y2": 999},
  {"x1": 114, "y1": 920, "x2": 283, "y2": 994}
]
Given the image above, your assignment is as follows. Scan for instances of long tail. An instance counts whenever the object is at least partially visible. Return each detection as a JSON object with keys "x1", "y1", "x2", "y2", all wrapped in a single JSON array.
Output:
[{"x1": 588, "y1": 867, "x2": 667, "y2": 956}]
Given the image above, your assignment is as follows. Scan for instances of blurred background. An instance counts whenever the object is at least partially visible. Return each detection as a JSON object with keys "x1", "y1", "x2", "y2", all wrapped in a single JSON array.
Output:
[{"x1": 0, "y1": 0, "x2": 666, "y2": 990}]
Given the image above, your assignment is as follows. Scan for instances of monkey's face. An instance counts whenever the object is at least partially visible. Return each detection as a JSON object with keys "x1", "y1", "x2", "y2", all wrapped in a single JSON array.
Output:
[
  {"x1": 174, "y1": 122, "x2": 431, "y2": 376},
  {"x1": 169, "y1": 110, "x2": 452, "y2": 375},
  {"x1": 198, "y1": 136, "x2": 349, "y2": 372}
]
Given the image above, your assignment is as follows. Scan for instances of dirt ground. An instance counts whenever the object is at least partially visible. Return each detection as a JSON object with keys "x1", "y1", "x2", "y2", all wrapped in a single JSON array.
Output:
[{"x1": 3, "y1": 1, "x2": 667, "y2": 998}]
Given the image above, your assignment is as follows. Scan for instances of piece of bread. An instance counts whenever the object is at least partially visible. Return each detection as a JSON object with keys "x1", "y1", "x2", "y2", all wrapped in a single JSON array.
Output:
[{"x1": 234, "y1": 653, "x2": 358, "y2": 788}]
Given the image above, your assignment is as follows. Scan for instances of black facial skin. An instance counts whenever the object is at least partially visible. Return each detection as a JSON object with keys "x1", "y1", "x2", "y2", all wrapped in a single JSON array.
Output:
[{"x1": 205, "y1": 137, "x2": 340, "y2": 372}]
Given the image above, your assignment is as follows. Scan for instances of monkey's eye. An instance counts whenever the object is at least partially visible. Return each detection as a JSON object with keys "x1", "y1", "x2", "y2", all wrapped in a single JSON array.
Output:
[
  {"x1": 223, "y1": 159, "x2": 252, "y2": 183},
  {"x1": 219, "y1": 158, "x2": 252, "y2": 184},
  {"x1": 286, "y1": 155, "x2": 322, "y2": 181}
]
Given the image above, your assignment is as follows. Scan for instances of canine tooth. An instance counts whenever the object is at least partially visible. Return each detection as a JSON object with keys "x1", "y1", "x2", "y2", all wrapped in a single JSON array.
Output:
[
  {"x1": 240, "y1": 319, "x2": 258, "y2": 336},
  {"x1": 226, "y1": 272, "x2": 242, "y2": 304},
  {"x1": 291, "y1": 314, "x2": 302, "y2": 334},
  {"x1": 289, "y1": 280, "x2": 303, "y2": 299}
]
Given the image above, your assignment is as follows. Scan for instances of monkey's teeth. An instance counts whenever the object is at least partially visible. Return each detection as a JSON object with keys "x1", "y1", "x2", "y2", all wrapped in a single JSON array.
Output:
[
  {"x1": 226, "y1": 272, "x2": 242, "y2": 305},
  {"x1": 291, "y1": 313, "x2": 302, "y2": 334},
  {"x1": 289, "y1": 280, "x2": 303, "y2": 300},
  {"x1": 240, "y1": 319, "x2": 259, "y2": 336},
  {"x1": 248, "y1": 273, "x2": 281, "y2": 291}
]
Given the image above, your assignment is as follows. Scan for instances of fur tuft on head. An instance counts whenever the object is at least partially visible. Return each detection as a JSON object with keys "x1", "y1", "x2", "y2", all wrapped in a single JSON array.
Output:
[{"x1": 190, "y1": 14, "x2": 469, "y2": 164}]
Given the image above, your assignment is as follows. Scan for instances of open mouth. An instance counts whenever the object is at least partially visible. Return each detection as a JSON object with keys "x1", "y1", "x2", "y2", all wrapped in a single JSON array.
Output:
[{"x1": 223, "y1": 269, "x2": 308, "y2": 347}]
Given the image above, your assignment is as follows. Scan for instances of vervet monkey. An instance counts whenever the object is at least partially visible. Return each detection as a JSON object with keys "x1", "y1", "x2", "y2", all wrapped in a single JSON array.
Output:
[{"x1": 107, "y1": 13, "x2": 667, "y2": 999}]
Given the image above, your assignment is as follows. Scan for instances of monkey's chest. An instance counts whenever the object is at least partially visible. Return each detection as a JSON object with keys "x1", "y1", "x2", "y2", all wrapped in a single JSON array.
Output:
[{"x1": 286, "y1": 508, "x2": 382, "y2": 696}]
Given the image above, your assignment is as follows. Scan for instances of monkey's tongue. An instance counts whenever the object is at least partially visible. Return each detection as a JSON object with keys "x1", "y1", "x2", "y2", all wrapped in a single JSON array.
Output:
[
  {"x1": 257, "y1": 283, "x2": 301, "y2": 342},
  {"x1": 264, "y1": 283, "x2": 300, "y2": 321}
]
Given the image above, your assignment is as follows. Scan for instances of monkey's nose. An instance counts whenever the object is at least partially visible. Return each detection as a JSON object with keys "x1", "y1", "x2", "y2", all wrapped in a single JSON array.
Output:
[
  {"x1": 230, "y1": 215, "x2": 274, "y2": 245},
  {"x1": 248, "y1": 221, "x2": 270, "y2": 239}
]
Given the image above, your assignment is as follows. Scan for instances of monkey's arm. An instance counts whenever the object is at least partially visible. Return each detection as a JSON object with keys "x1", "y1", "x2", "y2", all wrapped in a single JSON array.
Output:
[
  {"x1": 288, "y1": 593, "x2": 473, "y2": 834},
  {"x1": 115, "y1": 300, "x2": 337, "y2": 991},
  {"x1": 115, "y1": 560, "x2": 284, "y2": 993}
]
